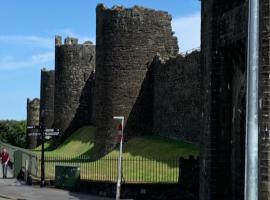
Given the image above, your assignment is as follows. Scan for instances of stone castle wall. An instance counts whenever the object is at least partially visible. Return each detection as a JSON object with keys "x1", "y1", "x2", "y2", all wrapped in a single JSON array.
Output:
[
  {"x1": 54, "y1": 36, "x2": 95, "y2": 137},
  {"x1": 153, "y1": 51, "x2": 202, "y2": 144},
  {"x1": 94, "y1": 4, "x2": 178, "y2": 154},
  {"x1": 40, "y1": 69, "x2": 54, "y2": 129},
  {"x1": 26, "y1": 98, "x2": 40, "y2": 149}
]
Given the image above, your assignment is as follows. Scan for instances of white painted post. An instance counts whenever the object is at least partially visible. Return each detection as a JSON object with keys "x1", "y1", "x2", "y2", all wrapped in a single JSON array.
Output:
[
  {"x1": 113, "y1": 116, "x2": 124, "y2": 200},
  {"x1": 25, "y1": 159, "x2": 29, "y2": 182}
]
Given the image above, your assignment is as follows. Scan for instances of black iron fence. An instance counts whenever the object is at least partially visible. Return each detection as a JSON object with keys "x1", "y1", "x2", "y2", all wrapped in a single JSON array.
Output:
[{"x1": 36, "y1": 155, "x2": 179, "y2": 183}]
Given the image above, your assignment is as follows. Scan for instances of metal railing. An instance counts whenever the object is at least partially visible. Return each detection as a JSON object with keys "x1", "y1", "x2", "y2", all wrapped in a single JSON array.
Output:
[
  {"x1": 36, "y1": 155, "x2": 179, "y2": 184},
  {"x1": 0, "y1": 141, "x2": 39, "y2": 178}
]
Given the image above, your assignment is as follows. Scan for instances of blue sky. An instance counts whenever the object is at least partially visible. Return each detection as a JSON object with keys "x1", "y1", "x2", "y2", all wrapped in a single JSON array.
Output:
[{"x1": 0, "y1": 0, "x2": 201, "y2": 120}]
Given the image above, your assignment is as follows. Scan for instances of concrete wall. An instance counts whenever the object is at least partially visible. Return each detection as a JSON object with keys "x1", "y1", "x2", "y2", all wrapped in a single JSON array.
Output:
[
  {"x1": 26, "y1": 98, "x2": 40, "y2": 149},
  {"x1": 153, "y1": 51, "x2": 202, "y2": 143},
  {"x1": 54, "y1": 36, "x2": 95, "y2": 138},
  {"x1": 94, "y1": 4, "x2": 178, "y2": 155},
  {"x1": 40, "y1": 68, "x2": 54, "y2": 129}
]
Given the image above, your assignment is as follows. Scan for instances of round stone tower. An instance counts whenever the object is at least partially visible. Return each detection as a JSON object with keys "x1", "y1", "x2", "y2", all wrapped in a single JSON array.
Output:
[
  {"x1": 26, "y1": 98, "x2": 40, "y2": 149},
  {"x1": 94, "y1": 4, "x2": 179, "y2": 154},
  {"x1": 40, "y1": 68, "x2": 55, "y2": 129},
  {"x1": 54, "y1": 36, "x2": 95, "y2": 137}
]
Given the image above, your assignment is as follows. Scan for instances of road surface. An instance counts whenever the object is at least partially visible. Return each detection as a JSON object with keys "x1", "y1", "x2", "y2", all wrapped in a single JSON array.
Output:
[
  {"x1": 0, "y1": 164, "x2": 113, "y2": 200},
  {"x1": 0, "y1": 178, "x2": 114, "y2": 200}
]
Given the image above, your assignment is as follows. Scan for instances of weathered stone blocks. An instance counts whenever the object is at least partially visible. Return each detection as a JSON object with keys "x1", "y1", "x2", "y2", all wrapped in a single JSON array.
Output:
[
  {"x1": 26, "y1": 98, "x2": 40, "y2": 149},
  {"x1": 54, "y1": 36, "x2": 95, "y2": 137},
  {"x1": 40, "y1": 68, "x2": 54, "y2": 129},
  {"x1": 153, "y1": 51, "x2": 202, "y2": 144},
  {"x1": 94, "y1": 4, "x2": 178, "y2": 155}
]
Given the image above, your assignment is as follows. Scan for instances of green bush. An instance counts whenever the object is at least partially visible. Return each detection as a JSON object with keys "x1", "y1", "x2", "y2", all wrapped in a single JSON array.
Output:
[{"x1": 0, "y1": 120, "x2": 26, "y2": 148}]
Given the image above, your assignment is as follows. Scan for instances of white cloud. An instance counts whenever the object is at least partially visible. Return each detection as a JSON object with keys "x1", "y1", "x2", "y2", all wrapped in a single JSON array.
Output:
[
  {"x1": 0, "y1": 29, "x2": 95, "y2": 71},
  {"x1": 0, "y1": 52, "x2": 54, "y2": 70},
  {"x1": 172, "y1": 12, "x2": 201, "y2": 53},
  {"x1": 0, "y1": 35, "x2": 53, "y2": 49}
]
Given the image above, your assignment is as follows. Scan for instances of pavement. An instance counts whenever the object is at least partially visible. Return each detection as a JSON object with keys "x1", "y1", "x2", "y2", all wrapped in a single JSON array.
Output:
[
  {"x1": 0, "y1": 164, "x2": 113, "y2": 200},
  {"x1": 0, "y1": 178, "x2": 114, "y2": 200}
]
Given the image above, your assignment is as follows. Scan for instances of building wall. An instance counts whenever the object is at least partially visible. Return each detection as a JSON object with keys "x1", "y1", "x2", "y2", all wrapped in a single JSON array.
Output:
[
  {"x1": 40, "y1": 69, "x2": 54, "y2": 129},
  {"x1": 200, "y1": 0, "x2": 248, "y2": 200},
  {"x1": 94, "y1": 4, "x2": 178, "y2": 155},
  {"x1": 26, "y1": 98, "x2": 40, "y2": 149},
  {"x1": 153, "y1": 51, "x2": 202, "y2": 143},
  {"x1": 259, "y1": 0, "x2": 270, "y2": 199},
  {"x1": 54, "y1": 36, "x2": 95, "y2": 138}
]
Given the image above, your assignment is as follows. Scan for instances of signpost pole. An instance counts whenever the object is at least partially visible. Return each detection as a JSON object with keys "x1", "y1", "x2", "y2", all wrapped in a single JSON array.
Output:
[
  {"x1": 40, "y1": 124, "x2": 45, "y2": 187},
  {"x1": 27, "y1": 124, "x2": 59, "y2": 188},
  {"x1": 113, "y1": 116, "x2": 124, "y2": 200}
]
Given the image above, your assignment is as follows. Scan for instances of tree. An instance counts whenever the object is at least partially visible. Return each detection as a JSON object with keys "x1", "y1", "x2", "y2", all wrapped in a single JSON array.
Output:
[{"x1": 0, "y1": 120, "x2": 26, "y2": 148}]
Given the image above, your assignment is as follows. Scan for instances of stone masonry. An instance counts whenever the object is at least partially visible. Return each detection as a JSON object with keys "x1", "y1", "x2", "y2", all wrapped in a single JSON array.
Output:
[
  {"x1": 40, "y1": 68, "x2": 55, "y2": 129},
  {"x1": 94, "y1": 4, "x2": 178, "y2": 155},
  {"x1": 26, "y1": 98, "x2": 40, "y2": 149},
  {"x1": 153, "y1": 51, "x2": 202, "y2": 144},
  {"x1": 54, "y1": 36, "x2": 95, "y2": 138}
]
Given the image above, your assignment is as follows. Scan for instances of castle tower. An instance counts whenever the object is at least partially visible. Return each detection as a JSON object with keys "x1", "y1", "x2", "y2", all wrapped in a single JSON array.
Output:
[
  {"x1": 94, "y1": 4, "x2": 178, "y2": 154},
  {"x1": 26, "y1": 98, "x2": 40, "y2": 149},
  {"x1": 40, "y1": 68, "x2": 55, "y2": 129},
  {"x1": 54, "y1": 36, "x2": 95, "y2": 137}
]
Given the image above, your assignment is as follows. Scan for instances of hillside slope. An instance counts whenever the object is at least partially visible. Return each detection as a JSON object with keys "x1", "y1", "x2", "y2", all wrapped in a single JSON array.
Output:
[{"x1": 35, "y1": 126, "x2": 199, "y2": 159}]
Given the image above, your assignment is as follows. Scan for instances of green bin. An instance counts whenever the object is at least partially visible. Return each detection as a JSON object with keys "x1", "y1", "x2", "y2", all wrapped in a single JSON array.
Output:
[{"x1": 55, "y1": 165, "x2": 80, "y2": 191}]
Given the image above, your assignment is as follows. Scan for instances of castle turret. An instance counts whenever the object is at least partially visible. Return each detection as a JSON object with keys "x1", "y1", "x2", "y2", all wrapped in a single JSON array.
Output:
[
  {"x1": 54, "y1": 36, "x2": 95, "y2": 137},
  {"x1": 94, "y1": 4, "x2": 178, "y2": 155},
  {"x1": 26, "y1": 98, "x2": 40, "y2": 149},
  {"x1": 40, "y1": 68, "x2": 55, "y2": 129}
]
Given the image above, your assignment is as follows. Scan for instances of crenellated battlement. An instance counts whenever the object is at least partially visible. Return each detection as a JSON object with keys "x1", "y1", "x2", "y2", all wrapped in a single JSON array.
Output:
[
  {"x1": 96, "y1": 3, "x2": 171, "y2": 19},
  {"x1": 55, "y1": 35, "x2": 94, "y2": 46}
]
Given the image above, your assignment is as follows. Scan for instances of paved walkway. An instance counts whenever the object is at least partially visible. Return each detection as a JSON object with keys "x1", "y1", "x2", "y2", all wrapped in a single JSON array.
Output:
[{"x1": 0, "y1": 178, "x2": 113, "y2": 200}]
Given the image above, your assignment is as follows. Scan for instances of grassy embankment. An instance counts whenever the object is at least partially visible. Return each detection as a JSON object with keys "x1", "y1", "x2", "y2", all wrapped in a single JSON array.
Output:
[{"x1": 34, "y1": 126, "x2": 199, "y2": 183}]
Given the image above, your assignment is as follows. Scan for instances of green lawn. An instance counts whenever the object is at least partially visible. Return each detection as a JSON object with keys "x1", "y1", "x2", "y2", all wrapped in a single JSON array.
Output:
[
  {"x1": 107, "y1": 135, "x2": 199, "y2": 159},
  {"x1": 34, "y1": 126, "x2": 96, "y2": 156},
  {"x1": 34, "y1": 126, "x2": 199, "y2": 183}
]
